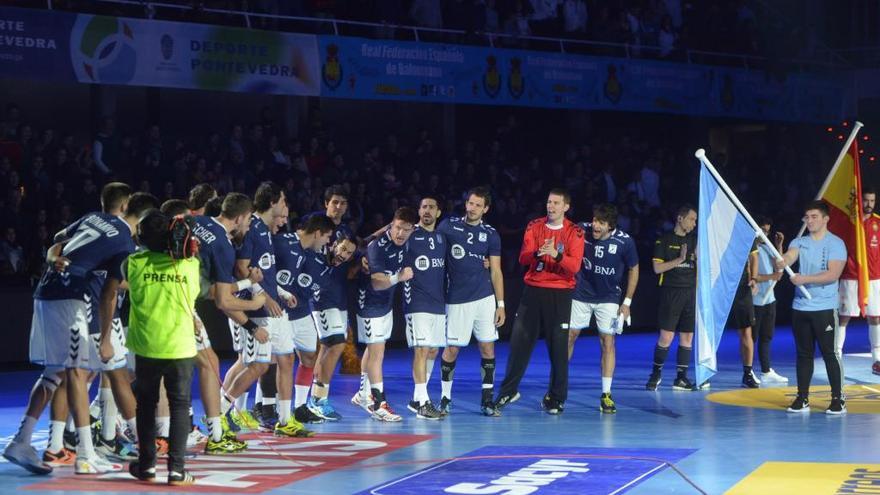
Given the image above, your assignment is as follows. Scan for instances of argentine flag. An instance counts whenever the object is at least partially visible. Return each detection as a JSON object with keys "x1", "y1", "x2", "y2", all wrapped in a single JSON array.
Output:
[{"x1": 695, "y1": 161, "x2": 756, "y2": 385}]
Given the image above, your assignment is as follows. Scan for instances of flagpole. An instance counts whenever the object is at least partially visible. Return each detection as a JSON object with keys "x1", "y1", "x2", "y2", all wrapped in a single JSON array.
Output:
[
  {"x1": 695, "y1": 149, "x2": 811, "y2": 300},
  {"x1": 761, "y1": 121, "x2": 863, "y2": 303}
]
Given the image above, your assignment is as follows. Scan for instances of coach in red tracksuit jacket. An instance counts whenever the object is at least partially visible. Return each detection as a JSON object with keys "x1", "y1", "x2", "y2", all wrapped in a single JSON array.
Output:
[{"x1": 495, "y1": 189, "x2": 585, "y2": 415}]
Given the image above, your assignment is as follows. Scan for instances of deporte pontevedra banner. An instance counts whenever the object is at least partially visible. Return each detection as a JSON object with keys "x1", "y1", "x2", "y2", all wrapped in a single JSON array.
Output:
[{"x1": 0, "y1": 6, "x2": 855, "y2": 123}]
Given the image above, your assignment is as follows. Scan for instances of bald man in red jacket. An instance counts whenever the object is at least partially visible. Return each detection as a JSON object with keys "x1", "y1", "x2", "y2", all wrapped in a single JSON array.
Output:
[{"x1": 495, "y1": 189, "x2": 585, "y2": 415}]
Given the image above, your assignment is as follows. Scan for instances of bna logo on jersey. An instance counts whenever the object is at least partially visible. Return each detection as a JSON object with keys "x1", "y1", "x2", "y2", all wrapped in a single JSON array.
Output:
[
  {"x1": 415, "y1": 255, "x2": 431, "y2": 271},
  {"x1": 276, "y1": 270, "x2": 292, "y2": 286},
  {"x1": 258, "y1": 253, "x2": 273, "y2": 270},
  {"x1": 479, "y1": 232, "x2": 487, "y2": 242},
  {"x1": 297, "y1": 273, "x2": 313, "y2": 288},
  {"x1": 451, "y1": 244, "x2": 466, "y2": 260},
  {"x1": 609, "y1": 244, "x2": 618, "y2": 254}
]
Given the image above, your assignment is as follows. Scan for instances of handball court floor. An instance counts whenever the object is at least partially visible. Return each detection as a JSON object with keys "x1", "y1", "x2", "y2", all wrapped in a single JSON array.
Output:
[{"x1": 1, "y1": 324, "x2": 878, "y2": 495}]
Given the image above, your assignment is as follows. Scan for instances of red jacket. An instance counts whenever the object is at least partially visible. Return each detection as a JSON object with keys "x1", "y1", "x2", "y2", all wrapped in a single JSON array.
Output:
[{"x1": 520, "y1": 217, "x2": 585, "y2": 289}]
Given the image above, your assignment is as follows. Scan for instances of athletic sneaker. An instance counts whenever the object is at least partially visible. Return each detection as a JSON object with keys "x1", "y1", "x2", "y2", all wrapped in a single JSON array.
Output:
[
  {"x1": 760, "y1": 369, "x2": 788, "y2": 384},
  {"x1": 274, "y1": 419, "x2": 315, "y2": 438},
  {"x1": 75, "y1": 455, "x2": 123, "y2": 474},
  {"x1": 826, "y1": 398, "x2": 847, "y2": 415},
  {"x1": 416, "y1": 401, "x2": 444, "y2": 420},
  {"x1": 308, "y1": 397, "x2": 342, "y2": 421},
  {"x1": 237, "y1": 410, "x2": 260, "y2": 430},
  {"x1": 294, "y1": 404, "x2": 325, "y2": 424},
  {"x1": 541, "y1": 394, "x2": 564, "y2": 415},
  {"x1": 251, "y1": 404, "x2": 263, "y2": 425},
  {"x1": 4, "y1": 440, "x2": 53, "y2": 475},
  {"x1": 43, "y1": 447, "x2": 76, "y2": 467},
  {"x1": 494, "y1": 392, "x2": 520, "y2": 410},
  {"x1": 205, "y1": 436, "x2": 247, "y2": 455},
  {"x1": 786, "y1": 396, "x2": 810, "y2": 413},
  {"x1": 371, "y1": 402, "x2": 403, "y2": 422},
  {"x1": 229, "y1": 410, "x2": 252, "y2": 431},
  {"x1": 697, "y1": 380, "x2": 711, "y2": 390},
  {"x1": 63, "y1": 429, "x2": 78, "y2": 451},
  {"x1": 873, "y1": 361, "x2": 880, "y2": 376},
  {"x1": 600, "y1": 393, "x2": 617, "y2": 414},
  {"x1": 645, "y1": 372, "x2": 661, "y2": 391},
  {"x1": 259, "y1": 413, "x2": 279, "y2": 433},
  {"x1": 672, "y1": 376, "x2": 696, "y2": 391},
  {"x1": 223, "y1": 409, "x2": 241, "y2": 433},
  {"x1": 481, "y1": 401, "x2": 501, "y2": 417},
  {"x1": 96, "y1": 436, "x2": 138, "y2": 461},
  {"x1": 351, "y1": 391, "x2": 374, "y2": 413},
  {"x1": 438, "y1": 397, "x2": 453, "y2": 416},
  {"x1": 167, "y1": 470, "x2": 196, "y2": 486},
  {"x1": 187, "y1": 425, "x2": 208, "y2": 448},
  {"x1": 128, "y1": 461, "x2": 156, "y2": 481},
  {"x1": 155, "y1": 437, "x2": 169, "y2": 456},
  {"x1": 741, "y1": 373, "x2": 759, "y2": 389}
]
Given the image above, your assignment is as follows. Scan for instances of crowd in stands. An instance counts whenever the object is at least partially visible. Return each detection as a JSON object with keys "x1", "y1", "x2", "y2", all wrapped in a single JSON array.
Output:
[{"x1": 0, "y1": 97, "x2": 839, "y2": 288}]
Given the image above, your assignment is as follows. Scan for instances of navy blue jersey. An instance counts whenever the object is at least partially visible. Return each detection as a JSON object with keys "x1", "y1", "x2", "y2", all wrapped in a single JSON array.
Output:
[
  {"x1": 86, "y1": 271, "x2": 125, "y2": 334},
  {"x1": 192, "y1": 216, "x2": 236, "y2": 296},
  {"x1": 236, "y1": 214, "x2": 279, "y2": 317},
  {"x1": 437, "y1": 217, "x2": 501, "y2": 304},
  {"x1": 309, "y1": 251, "x2": 357, "y2": 312},
  {"x1": 403, "y1": 226, "x2": 445, "y2": 315},
  {"x1": 274, "y1": 232, "x2": 320, "y2": 320},
  {"x1": 302, "y1": 211, "x2": 354, "y2": 252},
  {"x1": 573, "y1": 224, "x2": 639, "y2": 304},
  {"x1": 35, "y1": 212, "x2": 134, "y2": 301},
  {"x1": 358, "y1": 232, "x2": 406, "y2": 318}
]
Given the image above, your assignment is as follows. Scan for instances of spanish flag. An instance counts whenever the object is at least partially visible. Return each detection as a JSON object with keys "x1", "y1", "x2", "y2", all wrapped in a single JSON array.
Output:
[{"x1": 823, "y1": 138, "x2": 869, "y2": 316}]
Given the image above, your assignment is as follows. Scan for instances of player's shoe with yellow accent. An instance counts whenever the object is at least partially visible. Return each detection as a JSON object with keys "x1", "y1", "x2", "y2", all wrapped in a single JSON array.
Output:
[
  {"x1": 274, "y1": 419, "x2": 315, "y2": 438},
  {"x1": 75, "y1": 455, "x2": 122, "y2": 474},
  {"x1": 205, "y1": 435, "x2": 248, "y2": 454},
  {"x1": 237, "y1": 410, "x2": 260, "y2": 430},
  {"x1": 599, "y1": 393, "x2": 617, "y2": 414}
]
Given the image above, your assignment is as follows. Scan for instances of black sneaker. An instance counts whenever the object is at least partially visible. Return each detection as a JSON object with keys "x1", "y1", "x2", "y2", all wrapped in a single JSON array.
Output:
[
  {"x1": 416, "y1": 401, "x2": 443, "y2": 420},
  {"x1": 438, "y1": 397, "x2": 452, "y2": 416},
  {"x1": 672, "y1": 376, "x2": 696, "y2": 391},
  {"x1": 480, "y1": 401, "x2": 501, "y2": 417},
  {"x1": 407, "y1": 400, "x2": 419, "y2": 414},
  {"x1": 294, "y1": 404, "x2": 325, "y2": 424},
  {"x1": 494, "y1": 392, "x2": 520, "y2": 410},
  {"x1": 541, "y1": 394, "x2": 564, "y2": 415},
  {"x1": 167, "y1": 469, "x2": 195, "y2": 486},
  {"x1": 63, "y1": 429, "x2": 78, "y2": 451},
  {"x1": 646, "y1": 372, "x2": 661, "y2": 391},
  {"x1": 128, "y1": 461, "x2": 156, "y2": 481},
  {"x1": 599, "y1": 393, "x2": 617, "y2": 414},
  {"x1": 741, "y1": 373, "x2": 759, "y2": 389},
  {"x1": 251, "y1": 404, "x2": 263, "y2": 424},
  {"x1": 826, "y1": 398, "x2": 847, "y2": 415},
  {"x1": 787, "y1": 395, "x2": 810, "y2": 413}
]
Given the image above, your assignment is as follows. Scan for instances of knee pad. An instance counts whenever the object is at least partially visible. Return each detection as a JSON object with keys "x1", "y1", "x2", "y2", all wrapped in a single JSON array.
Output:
[{"x1": 320, "y1": 334, "x2": 346, "y2": 347}]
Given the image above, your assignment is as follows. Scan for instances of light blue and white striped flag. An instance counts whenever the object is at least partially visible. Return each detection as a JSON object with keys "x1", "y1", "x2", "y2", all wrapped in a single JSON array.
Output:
[{"x1": 696, "y1": 162, "x2": 756, "y2": 385}]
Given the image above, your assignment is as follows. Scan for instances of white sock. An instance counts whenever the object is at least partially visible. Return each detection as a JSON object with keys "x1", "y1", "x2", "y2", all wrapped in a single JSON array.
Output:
[
  {"x1": 255, "y1": 383, "x2": 263, "y2": 404},
  {"x1": 294, "y1": 385, "x2": 309, "y2": 409},
  {"x1": 870, "y1": 324, "x2": 880, "y2": 361},
  {"x1": 207, "y1": 416, "x2": 223, "y2": 442},
  {"x1": 835, "y1": 324, "x2": 847, "y2": 356},
  {"x1": 13, "y1": 416, "x2": 37, "y2": 444},
  {"x1": 66, "y1": 415, "x2": 75, "y2": 433},
  {"x1": 602, "y1": 377, "x2": 613, "y2": 394},
  {"x1": 413, "y1": 383, "x2": 428, "y2": 405},
  {"x1": 234, "y1": 392, "x2": 248, "y2": 412},
  {"x1": 441, "y1": 379, "x2": 452, "y2": 400},
  {"x1": 100, "y1": 387, "x2": 117, "y2": 441},
  {"x1": 278, "y1": 399, "x2": 291, "y2": 425},
  {"x1": 48, "y1": 420, "x2": 65, "y2": 452},
  {"x1": 126, "y1": 417, "x2": 138, "y2": 442},
  {"x1": 156, "y1": 416, "x2": 170, "y2": 438},
  {"x1": 76, "y1": 425, "x2": 96, "y2": 459},
  {"x1": 359, "y1": 373, "x2": 371, "y2": 401},
  {"x1": 425, "y1": 358, "x2": 436, "y2": 386},
  {"x1": 263, "y1": 396, "x2": 276, "y2": 408}
]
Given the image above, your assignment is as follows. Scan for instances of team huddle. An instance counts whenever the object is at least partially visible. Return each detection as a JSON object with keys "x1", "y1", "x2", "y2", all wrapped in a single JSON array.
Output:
[{"x1": 4, "y1": 178, "x2": 874, "y2": 483}]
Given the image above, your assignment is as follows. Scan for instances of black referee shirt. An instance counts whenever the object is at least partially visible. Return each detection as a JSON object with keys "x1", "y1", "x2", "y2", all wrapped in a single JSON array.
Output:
[{"x1": 652, "y1": 231, "x2": 696, "y2": 288}]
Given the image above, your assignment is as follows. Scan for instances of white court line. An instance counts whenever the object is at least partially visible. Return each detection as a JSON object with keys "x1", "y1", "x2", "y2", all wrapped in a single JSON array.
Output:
[
  {"x1": 607, "y1": 462, "x2": 666, "y2": 495},
  {"x1": 370, "y1": 459, "x2": 460, "y2": 495},
  {"x1": 862, "y1": 385, "x2": 880, "y2": 394}
]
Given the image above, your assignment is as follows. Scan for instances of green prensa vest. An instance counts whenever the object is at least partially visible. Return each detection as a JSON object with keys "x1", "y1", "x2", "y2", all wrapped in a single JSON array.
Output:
[{"x1": 126, "y1": 250, "x2": 200, "y2": 359}]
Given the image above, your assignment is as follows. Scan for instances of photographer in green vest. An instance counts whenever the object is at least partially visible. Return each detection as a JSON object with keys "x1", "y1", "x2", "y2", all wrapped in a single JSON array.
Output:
[{"x1": 123, "y1": 209, "x2": 200, "y2": 486}]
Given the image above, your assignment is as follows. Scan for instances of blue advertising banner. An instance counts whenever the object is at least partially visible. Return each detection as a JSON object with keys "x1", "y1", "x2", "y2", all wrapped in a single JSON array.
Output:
[
  {"x1": 0, "y1": 6, "x2": 855, "y2": 122},
  {"x1": 356, "y1": 445, "x2": 696, "y2": 495}
]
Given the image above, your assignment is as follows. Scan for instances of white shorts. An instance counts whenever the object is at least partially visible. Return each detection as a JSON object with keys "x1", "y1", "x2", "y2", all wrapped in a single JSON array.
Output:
[
  {"x1": 194, "y1": 312, "x2": 212, "y2": 352},
  {"x1": 357, "y1": 311, "x2": 394, "y2": 345},
  {"x1": 288, "y1": 315, "x2": 318, "y2": 353},
  {"x1": 313, "y1": 309, "x2": 348, "y2": 340},
  {"x1": 445, "y1": 295, "x2": 498, "y2": 347},
  {"x1": 30, "y1": 299, "x2": 99, "y2": 370},
  {"x1": 100, "y1": 318, "x2": 130, "y2": 371},
  {"x1": 242, "y1": 316, "x2": 289, "y2": 365},
  {"x1": 229, "y1": 319, "x2": 242, "y2": 353},
  {"x1": 839, "y1": 279, "x2": 880, "y2": 317},
  {"x1": 570, "y1": 300, "x2": 619, "y2": 335},
  {"x1": 405, "y1": 313, "x2": 446, "y2": 348}
]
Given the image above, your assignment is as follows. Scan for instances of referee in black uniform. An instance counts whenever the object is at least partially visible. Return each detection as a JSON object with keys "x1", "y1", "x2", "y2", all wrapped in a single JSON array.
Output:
[{"x1": 647, "y1": 205, "x2": 698, "y2": 391}]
